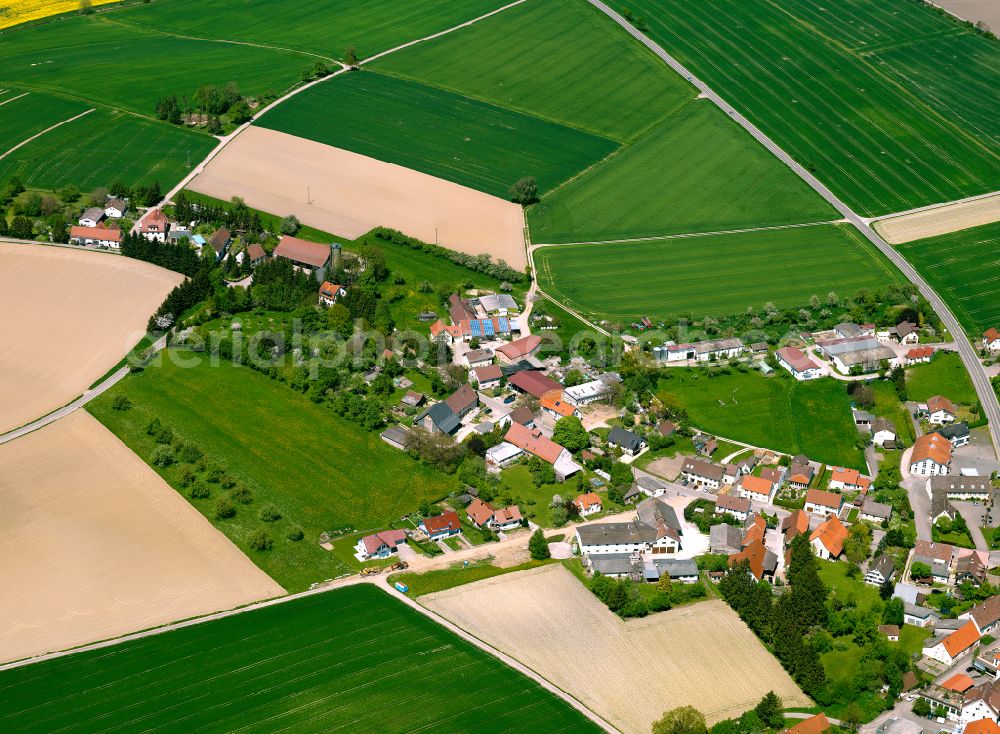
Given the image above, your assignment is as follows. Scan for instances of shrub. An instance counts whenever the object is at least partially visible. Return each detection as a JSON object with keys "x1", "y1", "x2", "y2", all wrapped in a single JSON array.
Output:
[
  {"x1": 215, "y1": 498, "x2": 236, "y2": 519},
  {"x1": 205, "y1": 466, "x2": 225, "y2": 484},
  {"x1": 189, "y1": 482, "x2": 210, "y2": 499},
  {"x1": 111, "y1": 395, "x2": 132, "y2": 411},
  {"x1": 179, "y1": 443, "x2": 203, "y2": 463},
  {"x1": 229, "y1": 485, "x2": 253, "y2": 504},
  {"x1": 248, "y1": 528, "x2": 273, "y2": 551},
  {"x1": 286, "y1": 528, "x2": 305, "y2": 541},
  {"x1": 151, "y1": 445, "x2": 175, "y2": 467},
  {"x1": 260, "y1": 505, "x2": 283, "y2": 522}
]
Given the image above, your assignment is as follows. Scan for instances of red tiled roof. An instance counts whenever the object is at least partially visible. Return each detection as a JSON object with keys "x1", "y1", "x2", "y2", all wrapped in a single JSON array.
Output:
[
  {"x1": 985, "y1": 328, "x2": 1000, "y2": 342},
  {"x1": 508, "y1": 370, "x2": 561, "y2": 399},
  {"x1": 497, "y1": 334, "x2": 541, "y2": 360},
  {"x1": 474, "y1": 364, "x2": 502, "y2": 382},
  {"x1": 942, "y1": 673, "x2": 976, "y2": 692},
  {"x1": 942, "y1": 620, "x2": 981, "y2": 658},
  {"x1": 966, "y1": 720, "x2": 1000, "y2": 734},
  {"x1": 274, "y1": 235, "x2": 331, "y2": 268},
  {"x1": 421, "y1": 511, "x2": 461, "y2": 535},
  {"x1": 805, "y1": 488, "x2": 842, "y2": 510},
  {"x1": 70, "y1": 225, "x2": 122, "y2": 242},
  {"x1": 505, "y1": 422, "x2": 565, "y2": 465},
  {"x1": 361, "y1": 528, "x2": 406, "y2": 555},
  {"x1": 467, "y1": 498, "x2": 495, "y2": 526},
  {"x1": 784, "y1": 713, "x2": 829, "y2": 734},
  {"x1": 911, "y1": 432, "x2": 953, "y2": 467},
  {"x1": 810, "y1": 515, "x2": 848, "y2": 556},
  {"x1": 574, "y1": 492, "x2": 602, "y2": 510},
  {"x1": 739, "y1": 475, "x2": 774, "y2": 497},
  {"x1": 906, "y1": 346, "x2": 934, "y2": 359},
  {"x1": 776, "y1": 346, "x2": 820, "y2": 373},
  {"x1": 540, "y1": 389, "x2": 575, "y2": 417}
]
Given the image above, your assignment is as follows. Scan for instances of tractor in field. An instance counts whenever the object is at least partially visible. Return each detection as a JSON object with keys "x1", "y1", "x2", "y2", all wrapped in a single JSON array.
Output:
[
  {"x1": 359, "y1": 566, "x2": 382, "y2": 577},
  {"x1": 389, "y1": 561, "x2": 408, "y2": 571}
]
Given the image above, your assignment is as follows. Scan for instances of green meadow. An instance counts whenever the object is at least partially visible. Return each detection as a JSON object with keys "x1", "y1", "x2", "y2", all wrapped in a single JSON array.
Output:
[
  {"x1": 89, "y1": 358, "x2": 458, "y2": 592},
  {"x1": 535, "y1": 224, "x2": 901, "y2": 321},
  {"x1": 256, "y1": 71, "x2": 618, "y2": 197},
  {"x1": 0, "y1": 585, "x2": 602, "y2": 734}
]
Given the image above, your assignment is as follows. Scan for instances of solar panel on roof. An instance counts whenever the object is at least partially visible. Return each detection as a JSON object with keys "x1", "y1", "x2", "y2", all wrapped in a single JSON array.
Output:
[
  {"x1": 498, "y1": 318, "x2": 509, "y2": 332},
  {"x1": 482, "y1": 320, "x2": 494, "y2": 336}
]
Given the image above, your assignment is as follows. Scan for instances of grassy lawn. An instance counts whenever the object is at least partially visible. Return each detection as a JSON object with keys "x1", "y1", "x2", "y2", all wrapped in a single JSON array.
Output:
[
  {"x1": 373, "y1": 0, "x2": 691, "y2": 144},
  {"x1": 255, "y1": 71, "x2": 618, "y2": 198},
  {"x1": 389, "y1": 557, "x2": 556, "y2": 597},
  {"x1": 871, "y1": 380, "x2": 915, "y2": 444},
  {"x1": 817, "y1": 560, "x2": 880, "y2": 606},
  {"x1": 899, "y1": 624, "x2": 932, "y2": 657},
  {"x1": 529, "y1": 102, "x2": 836, "y2": 244},
  {"x1": 114, "y1": 0, "x2": 509, "y2": 60},
  {"x1": 713, "y1": 440, "x2": 748, "y2": 462},
  {"x1": 626, "y1": 0, "x2": 1000, "y2": 216},
  {"x1": 658, "y1": 370, "x2": 865, "y2": 469},
  {"x1": 0, "y1": 585, "x2": 602, "y2": 733},
  {"x1": 0, "y1": 16, "x2": 314, "y2": 116},
  {"x1": 535, "y1": 224, "x2": 901, "y2": 321},
  {"x1": 496, "y1": 463, "x2": 613, "y2": 528},
  {"x1": 932, "y1": 526, "x2": 976, "y2": 549},
  {"x1": 88, "y1": 357, "x2": 458, "y2": 592},
  {"x1": 0, "y1": 101, "x2": 215, "y2": 192},
  {"x1": 897, "y1": 222, "x2": 1000, "y2": 335},
  {"x1": 906, "y1": 351, "x2": 978, "y2": 405}
]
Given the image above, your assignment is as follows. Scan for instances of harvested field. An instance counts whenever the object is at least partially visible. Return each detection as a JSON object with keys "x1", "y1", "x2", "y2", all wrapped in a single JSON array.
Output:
[
  {"x1": 875, "y1": 192, "x2": 1000, "y2": 244},
  {"x1": 0, "y1": 243, "x2": 182, "y2": 434},
  {"x1": 189, "y1": 126, "x2": 527, "y2": 269},
  {"x1": 933, "y1": 0, "x2": 1000, "y2": 29},
  {"x1": 0, "y1": 411, "x2": 283, "y2": 664},
  {"x1": 423, "y1": 565, "x2": 809, "y2": 734}
]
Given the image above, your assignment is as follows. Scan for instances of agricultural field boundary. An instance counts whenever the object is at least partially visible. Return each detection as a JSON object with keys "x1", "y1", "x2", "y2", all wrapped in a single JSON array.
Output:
[
  {"x1": 873, "y1": 189, "x2": 1000, "y2": 243},
  {"x1": 530, "y1": 218, "x2": 841, "y2": 247},
  {"x1": 586, "y1": 0, "x2": 1000, "y2": 456},
  {"x1": 0, "y1": 92, "x2": 28, "y2": 107},
  {"x1": 0, "y1": 108, "x2": 94, "y2": 162}
]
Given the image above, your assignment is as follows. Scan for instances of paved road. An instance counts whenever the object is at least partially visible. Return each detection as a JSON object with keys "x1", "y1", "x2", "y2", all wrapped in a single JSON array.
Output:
[
  {"x1": 0, "y1": 334, "x2": 167, "y2": 446},
  {"x1": 589, "y1": 0, "x2": 1000, "y2": 457}
]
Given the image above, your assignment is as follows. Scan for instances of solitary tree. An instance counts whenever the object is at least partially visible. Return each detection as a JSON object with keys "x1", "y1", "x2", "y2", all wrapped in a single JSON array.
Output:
[
  {"x1": 344, "y1": 46, "x2": 358, "y2": 67},
  {"x1": 509, "y1": 176, "x2": 538, "y2": 205},
  {"x1": 552, "y1": 415, "x2": 590, "y2": 453},
  {"x1": 280, "y1": 214, "x2": 300, "y2": 235},
  {"x1": 79, "y1": 0, "x2": 94, "y2": 15},
  {"x1": 754, "y1": 691, "x2": 784, "y2": 729},
  {"x1": 528, "y1": 529, "x2": 550, "y2": 560},
  {"x1": 652, "y1": 706, "x2": 707, "y2": 734}
]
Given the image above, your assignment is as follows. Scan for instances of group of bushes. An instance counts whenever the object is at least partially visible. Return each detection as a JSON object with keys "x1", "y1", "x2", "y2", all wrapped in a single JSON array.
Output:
[
  {"x1": 137, "y1": 416, "x2": 304, "y2": 548},
  {"x1": 587, "y1": 570, "x2": 707, "y2": 618},
  {"x1": 370, "y1": 227, "x2": 526, "y2": 284}
]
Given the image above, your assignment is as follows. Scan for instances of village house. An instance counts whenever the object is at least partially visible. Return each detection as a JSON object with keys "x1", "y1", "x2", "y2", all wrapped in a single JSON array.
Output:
[
  {"x1": 787, "y1": 459, "x2": 815, "y2": 490},
  {"x1": 681, "y1": 458, "x2": 725, "y2": 490},
  {"x1": 208, "y1": 227, "x2": 231, "y2": 261},
  {"x1": 860, "y1": 498, "x2": 892, "y2": 523},
  {"x1": 926, "y1": 395, "x2": 959, "y2": 425},
  {"x1": 414, "y1": 403, "x2": 460, "y2": 435},
  {"x1": 910, "y1": 432, "x2": 953, "y2": 476},
  {"x1": 912, "y1": 540, "x2": 956, "y2": 584},
  {"x1": 355, "y1": 528, "x2": 407, "y2": 560},
  {"x1": 496, "y1": 334, "x2": 542, "y2": 364},
  {"x1": 573, "y1": 492, "x2": 603, "y2": 517},
  {"x1": 865, "y1": 553, "x2": 895, "y2": 586},
  {"x1": 463, "y1": 349, "x2": 494, "y2": 369},
  {"x1": 810, "y1": 515, "x2": 848, "y2": 560},
  {"x1": 880, "y1": 624, "x2": 900, "y2": 642},
  {"x1": 449, "y1": 293, "x2": 476, "y2": 323},
  {"x1": 785, "y1": 713, "x2": 830, "y2": 734},
  {"x1": 710, "y1": 524, "x2": 743, "y2": 555},
  {"x1": 246, "y1": 242, "x2": 267, "y2": 266},
  {"x1": 508, "y1": 406, "x2": 535, "y2": 428},
  {"x1": 445, "y1": 384, "x2": 478, "y2": 419},
  {"x1": 932, "y1": 476, "x2": 992, "y2": 502},
  {"x1": 472, "y1": 364, "x2": 503, "y2": 390},
  {"x1": 887, "y1": 320, "x2": 920, "y2": 344},
  {"x1": 782, "y1": 509, "x2": 810, "y2": 546},
  {"x1": 737, "y1": 474, "x2": 776, "y2": 504},
  {"x1": 828, "y1": 467, "x2": 872, "y2": 493},
  {"x1": 729, "y1": 530, "x2": 778, "y2": 581},
  {"x1": 273, "y1": 235, "x2": 333, "y2": 280},
  {"x1": 318, "y1": 281, "x2": 346, "y2": 306},
  {"x1": 803, "y1": 488, "x2": 843, "y2": 517},
  {"x1": 816, "y1": 336, "x2": 895, "y2": 374},
  {"x1": 906, "y1": 346, "x2": 935, "y2": 365},
  {"x1": 576, "y1": 498, "x2": 683, "y2": 556},
  {"x1": 78, "y1": 207, "x2": 105, "y2": 227},
  {"x1": 776, "y1": 346, "x2": 823, "y2": 380},
  {"x1": 984, "y1": 328, "x2": 1000, "y2": 353},
  {"x1": 541, "y1": 390, "x2": 579, "y2": 420},
  {"x1": 69, "y1": 225, "x2": 122, "y2": 249},
  {"x1": 508, "y1": 370, "x2": 562, "y2": 400},
  {"x1": 923, "y1": 619, "x2": 981, "y2": 665},
  {"x1": 871, "y1": 417, "x2": 897, "y2": 447},
  {"x1": 104, "y1": 197, "x2": 128, "y2": 219},
  {"x1": 420, "y1": 511, "x2": 462, "y2": 541},
  {"x1": 504, "y1": 422, "x2": 581, "y2": 480},
  {"x1": 140, "y1": 208, "x2": 170, "y2": 242},
  {"x1": 961, "y1": 596, "x2": 1000, "y2": 637},
  {"x1": 607, "y1": 426, "x2": 646, "y2": 457},
  {"x1": 936, "y1": 422, "x2": 971, "y2": 448},
  {"x1": 715, "y1": 493, "x2": 752, "y2": 521},
  {"x1": 490, "y1": 505, "x2": 523, "y2": 532}
]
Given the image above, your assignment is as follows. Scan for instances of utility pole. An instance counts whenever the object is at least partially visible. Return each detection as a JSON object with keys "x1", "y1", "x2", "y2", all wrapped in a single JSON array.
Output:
[{"x1": 307, "y1": 185, "x2": 311, "y2": 204}]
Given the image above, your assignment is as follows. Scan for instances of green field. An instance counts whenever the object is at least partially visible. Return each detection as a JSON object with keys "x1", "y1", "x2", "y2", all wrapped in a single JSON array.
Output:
[
  {"x1": 658, "y1": 370, "x2": 864, "y2": 468},
  {"x1": 0, "y1": 585, "x2": 601, "y2": 734},
  {"x1": 89, "y1": 358, "x2": 458, "y2": 592},
  {"x1": 535, "y1": 224, "x2": 902, "y2": 321},
  {"x1": 114, "y1": 0, "x2": 509, "y2": 61},
  {"x1": 256, "y1": 71, "x2": 617, "y2": 197},
  {"x1": 373, "y1": 0, "x2": 691, "y2": 143},
  {"x1": 895, "y1": 221, "x2": 1000, "y2": 335},
  {"x1": 528, "y1": 101, "x2": 837, "y2": 243},
  {"x1": 906, "y1": 351, "x2": 978, "y2": 405},
  {"x1": 0, "y1": 90, "x2": 88, "y2": 151},
  {"x1": 0, "y1": 107, "x2": 215, "y2": 191},
  {"x1": 0, "y1": 16, "x2": 314, "y2": 116},
  {"x1": 626, "y1": 0, "x2": 1000, "y2": 216}
]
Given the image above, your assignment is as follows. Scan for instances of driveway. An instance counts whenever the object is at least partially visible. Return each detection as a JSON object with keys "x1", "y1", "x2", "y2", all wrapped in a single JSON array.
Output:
[
  {"x1": 900, "y1": 448, "x2": 932, "y2": 541},
  {"x1": 952, "y1": 501, "x2": 989, "y2": 551}
]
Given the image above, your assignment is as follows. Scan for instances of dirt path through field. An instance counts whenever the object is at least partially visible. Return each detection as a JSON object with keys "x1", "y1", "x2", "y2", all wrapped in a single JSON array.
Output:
[
  {"x1": 0, "y1": 411, "x2": 284, "y2": 664},
  {"x1": 0, "y1": 243, "x2": 182, "y2": 434},
  {"x1": 423, "y1": 564, "x2": 809, "y2": 734},
  {"x1": 874, "y1": 191, "x2": 1000, "y2": 243},
  {"x1": 188, "y1": 127, "x2": 527, "y2": 269}
]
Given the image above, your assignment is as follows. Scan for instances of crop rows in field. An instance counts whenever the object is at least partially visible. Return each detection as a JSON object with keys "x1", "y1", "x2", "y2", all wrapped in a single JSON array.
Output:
[
  {"x1": 626, "y1": 0, "x2": 1000, "y2": 217},
  {"x1": 0, "y1": 585, "x2": 602, "y2": 733},
  {"x1": 0, "y1": 91, "x2": 89, "y2": 152},
  {"x1": 535, "y1": 223, "x2": 902, "y2": 321},
  {"x1": 896, "y1": 221, "x2": 1000, "y2": 334}
]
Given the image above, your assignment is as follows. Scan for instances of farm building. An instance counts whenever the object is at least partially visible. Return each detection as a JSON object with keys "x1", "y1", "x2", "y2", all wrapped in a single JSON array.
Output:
[
  {"x1": 496, "y1": 334, "x2": 542, "y2": 364},
  {"x1": 379, "y1": 426, "x2": 413, "y2": 451},
  {"x1": 541, "y1": 390, "x2": 579, "y2": 419},
  {"x1": 508, "y1": 370, "x2": 562, "y2": 399},
  {"x1": 653, "y1": 338, "x2": 744, "y2": 363},
  {"x1": 871, "y1": 418, "x2": 897, "y2": 447},
  {"x1": 775, "y1": 346, "x2": 822, "y2": 380},
  {"x1": 78, "y1": 207, "x2": 105, "y2": 227},
  {"x1": 816, "y1": 336, "x2": 895, "y2": 374},
  {"x1": 104, "y1": 197, "x2": 128, "y2": 219},
  {"x1": 414, "y1": 402, "x2": 460, "y2": 435},
  {"x1": 273, "y1": 236, "x2": 333, "y2": 280},
  {"x1": 577, "y1": 498, "x2": 682, "y2": 556},
  {"x1": 562, "y1": 374, "x2": 619, "y2": 406},
  {"x1": 476, "y1": 293, "x2": 518, "y2": 315},
  {"x1": 69, "y1": 226, "x2": 122, "y2": 249},
  {"x1": 485, "y1": 441, "x2": 523, "y2": 469}
]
